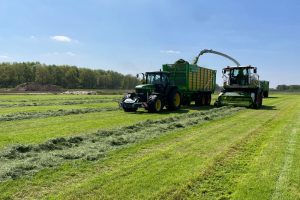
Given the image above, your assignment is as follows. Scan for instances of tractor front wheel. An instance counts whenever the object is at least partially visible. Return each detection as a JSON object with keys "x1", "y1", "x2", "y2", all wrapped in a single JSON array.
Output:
[{"x1": 148, "y1": 95, "x2": 163, "y2": 113}]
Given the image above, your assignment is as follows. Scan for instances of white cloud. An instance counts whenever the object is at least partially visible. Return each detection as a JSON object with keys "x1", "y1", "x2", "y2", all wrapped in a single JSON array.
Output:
[
  {"x1": 66, "y1": 51, "x2": 76, "y2": 56},
  {"x1": 160, "y1": 50, "x2": 181, "y2": 54},
  {"x1": 0, "y1": 55, "x2": 10, "y2": 59},
  {"x1": 50, "y1": 35, "x2": 72, "y2": 43},
  {"x1": 30, "y1": 35, "x2": 36, "y2": 39},
  {"x1": 44, "y1": 51, "x2": 76, "y2": 57}
]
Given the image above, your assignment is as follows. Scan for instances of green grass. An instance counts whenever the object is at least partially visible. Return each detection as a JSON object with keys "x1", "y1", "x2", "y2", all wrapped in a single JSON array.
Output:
[
  {"x1": 0, "y1": 94, "x2": 122, "y2": 102},
  {"x1": 0, "y1": 106, "x2": 243, "y2": 181},
  {"x1": 0, "y1": 93, "x2": 299, "y2": 199},
  {"x1": 0, "y1": 102, "x2": 119, "y2": 115}
]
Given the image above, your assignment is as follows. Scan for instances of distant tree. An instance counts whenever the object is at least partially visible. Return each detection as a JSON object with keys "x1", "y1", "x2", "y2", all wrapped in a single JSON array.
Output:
[
  {"x1": 65, "y1": 67, "x2": 80, "y2": 88},
  {"x1": 79, "y1": 68, "x2": 97, "y2": 88},
  {"x1": 0, "y1": 62, "x2": 139, "y2": 89},
  {"x1": 35, "y1": 66, "x2": 52, "y2": 84},
  {"x1": 276, "y1": 84, "x2": 300, "y2": 92}
]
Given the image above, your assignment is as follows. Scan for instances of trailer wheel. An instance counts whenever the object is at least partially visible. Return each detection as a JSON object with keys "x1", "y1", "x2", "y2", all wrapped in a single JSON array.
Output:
[
  {"x1": 201, "y1": 95, "x2": 206, "y2": 105},
  {"x1": 206, "y1": 94, "x2": 212, "y2": 105},
  {"x1": 148, "y1": 95, "x2": 163, "y2": 113},
  {"x1": 167, "y1": 89, "x2": 181, "y2": 110},
  {"x1": 195, "y1": 94, "x2": 202, "y2": 106}
]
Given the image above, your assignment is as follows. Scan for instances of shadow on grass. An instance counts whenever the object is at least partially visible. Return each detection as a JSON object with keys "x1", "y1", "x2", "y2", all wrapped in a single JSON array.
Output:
[
  {"x1": 265, "y1": 97, "x2": 279, "y2": 99},
  {"x1": 260, "y1": 105, "x2": 277, "y2": 110}
]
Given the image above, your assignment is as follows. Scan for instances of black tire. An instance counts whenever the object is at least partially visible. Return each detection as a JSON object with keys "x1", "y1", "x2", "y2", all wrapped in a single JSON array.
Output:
[
  {"x1": 195, "y1": 94, "x2": 201, "y2": 106},
  {"x1": 148, "y1": 95, "x2": 163, "y2": 113},
  {"x1": 167, "y1": 89, "x2": 181, "y2": 110},
  {"x1": 201, "y1": 95, "x2": 206, "y2": 105},
  {"x1": 123, "y1": 107, "x2": 138, "y2": 112},
  {"x1": 253, "y1": 91, "x2": 263, "y2": 109},
  {"x1": 264, "y1": 91, "x2": 269, "y2": 98},
  {"x1": 182, "y1": 98, "x2": 191, "y2": 106},
  {"x1": 195, "y1": 94, "x2": 205, "y2": 106},
  {"x1": 205, "y1": 94, "x2": 212, "y2": 106}
]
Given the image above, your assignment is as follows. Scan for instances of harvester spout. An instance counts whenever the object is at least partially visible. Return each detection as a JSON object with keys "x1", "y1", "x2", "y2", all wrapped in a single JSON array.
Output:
[{"x1": 193, "y1": 49, "x2": 240, "y2": 66}]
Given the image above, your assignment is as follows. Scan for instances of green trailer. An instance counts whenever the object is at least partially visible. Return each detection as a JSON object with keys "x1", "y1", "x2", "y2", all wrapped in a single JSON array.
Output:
[{"x1": 162, "y1": 59, "x2": 216, "y2": 106}]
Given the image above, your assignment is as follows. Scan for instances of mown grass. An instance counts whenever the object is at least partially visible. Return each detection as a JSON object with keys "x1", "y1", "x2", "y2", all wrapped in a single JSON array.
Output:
[
  {"x1": 0, "y1": 94, "x2": 122, "y2": 102},
  {"x1": 0, "y1": 107, "x2": 208, "y2": 150},
  {"x1": 0, "y1": 102, "x2": 118, "y2": 115},
  {"x1": 0, "y1": 98, "x2": 120, "y2": 108},
  {"x1": 0, "y1": 107, "x2": 121, "y2": 121},
  {"x1": 0, "y1": 93, "x2": 299, "y2": 199},
  {"x1": 0, "y1": 106, "x2": 243, "y2": 181}
]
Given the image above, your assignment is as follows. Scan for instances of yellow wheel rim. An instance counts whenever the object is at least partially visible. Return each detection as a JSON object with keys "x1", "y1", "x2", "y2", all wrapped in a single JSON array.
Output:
[
  {"x1": 174, "y1": 93, "x2": 180, "y2": 107},
  {"x1": 155, "y1": 99, "x2": 162, "y2": 111}
]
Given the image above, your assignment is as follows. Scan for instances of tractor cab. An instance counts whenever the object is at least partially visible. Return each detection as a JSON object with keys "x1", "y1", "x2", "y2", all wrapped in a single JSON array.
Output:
[
  {"x1": 145, "y1": 72, "x2": 170, "y2": 92},
  {"x1": 135, "y1": 71, "x2": 170, "y2": 95},
  {"x1": 222, "y1": 66, "x2": 259, "y2": 88}
]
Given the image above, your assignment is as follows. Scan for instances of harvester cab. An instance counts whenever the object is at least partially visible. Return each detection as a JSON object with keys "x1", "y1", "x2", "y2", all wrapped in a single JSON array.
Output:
[
  {"x1": 215, "y1": 65, "x2": 263, "y2": 108},
  {"x1": 222, "y1": 66, "x2": 259, "y2": 87}
]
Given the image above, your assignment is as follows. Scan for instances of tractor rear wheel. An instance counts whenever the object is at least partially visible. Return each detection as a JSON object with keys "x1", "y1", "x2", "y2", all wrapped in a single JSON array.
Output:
[
  {"x1": 167, "y1": 89, "x2": 181, "y2": 110},
  {"x1": 148, "y1": 95, "x2": 163, "y2": 113}
]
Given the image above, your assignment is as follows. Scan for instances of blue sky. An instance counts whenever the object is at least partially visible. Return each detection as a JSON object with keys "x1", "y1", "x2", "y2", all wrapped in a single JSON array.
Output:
[{"x1": 0, "y1": 0, "x2": 299, "y2": 87}]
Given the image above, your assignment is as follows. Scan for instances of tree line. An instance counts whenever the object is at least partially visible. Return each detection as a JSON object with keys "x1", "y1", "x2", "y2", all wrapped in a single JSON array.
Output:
[
  {"x1": 275, "y1": 85, "x2": 300, "y2": 92},
  {"x1": 0, "y1": 62, "x2": 139, "y2": 89}
]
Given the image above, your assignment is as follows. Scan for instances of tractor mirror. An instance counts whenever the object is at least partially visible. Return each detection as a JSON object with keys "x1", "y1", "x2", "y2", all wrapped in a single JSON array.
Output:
[
  {"x1": 136, "y1": 74, "x2": 139, "y2": 78},
  {"x1": 222, "y1": 69, "x2": 225, "y2": 74},
  {"x1": 254, "y1": 69, "x2": 257, "y2": 73}
]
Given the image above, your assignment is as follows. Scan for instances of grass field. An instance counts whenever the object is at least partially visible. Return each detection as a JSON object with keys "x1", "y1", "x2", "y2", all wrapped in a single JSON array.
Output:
[{"x1": 0, "y1": 93, "x2": 299, "y2": 199}]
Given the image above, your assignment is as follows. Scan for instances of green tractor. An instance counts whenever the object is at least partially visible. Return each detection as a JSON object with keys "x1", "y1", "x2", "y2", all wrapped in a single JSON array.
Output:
[
  {"x1": 120, "y1": 71, "x2": 182, "y2": 112},
  {"x1": 214, "y1": 65, "x2": 266, "y2": 108}
]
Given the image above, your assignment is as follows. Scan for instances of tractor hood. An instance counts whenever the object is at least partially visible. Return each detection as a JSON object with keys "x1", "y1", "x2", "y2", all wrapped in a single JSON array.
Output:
[
  {"x1": 135, "y1": 84, "x2": 154, "y2": 89},
  {"x1": 135, "y1": 84, "x2": 155, "y2": 93}
]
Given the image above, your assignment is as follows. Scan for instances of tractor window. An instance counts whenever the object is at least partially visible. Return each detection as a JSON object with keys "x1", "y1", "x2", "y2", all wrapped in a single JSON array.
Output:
[
  {"x1": 147, "y1": 74, "x2": 161, "y2": 84},
  {"x1": 146, "y1": 73, "x2": 169, "y2": 85},
  {"x1": 161, "y1": 74, "x2": 169, "y2": 85}
]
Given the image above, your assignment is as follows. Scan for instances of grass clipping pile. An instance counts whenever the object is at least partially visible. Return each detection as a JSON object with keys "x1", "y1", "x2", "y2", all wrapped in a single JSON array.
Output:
[
  {"x1": 0, "y1": 98, "x2": 120, "y2": 108},
  {"x1": 0, "y1": 107, "x2": 119, "y2": 122},
  {"x1": 0, "y1": 106, "x2": 244, "y2": 181}
]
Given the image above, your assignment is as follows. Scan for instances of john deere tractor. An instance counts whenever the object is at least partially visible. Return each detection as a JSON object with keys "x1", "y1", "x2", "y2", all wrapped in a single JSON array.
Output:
[
  {"x1": 120, "y1": 71, "x2": 181, "y2": 112},
  {"x1": 214, "y1": 65, "x2": 265, "y2": 108}
]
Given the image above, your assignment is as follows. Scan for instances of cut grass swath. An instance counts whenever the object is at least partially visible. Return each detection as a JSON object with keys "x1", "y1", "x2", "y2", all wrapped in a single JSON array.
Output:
[
  {"x1": 0, "y1": 106, "x2": 244, "y2": 181},
  {"x1": 0, "y1": 107, "x2": 119, "y2": 121}
]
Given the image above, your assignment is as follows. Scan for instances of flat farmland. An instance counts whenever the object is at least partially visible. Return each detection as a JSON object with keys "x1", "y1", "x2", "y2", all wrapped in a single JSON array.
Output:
[{"x1": 0, "y1": 93, "x2": 299, "y2": 200}]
